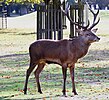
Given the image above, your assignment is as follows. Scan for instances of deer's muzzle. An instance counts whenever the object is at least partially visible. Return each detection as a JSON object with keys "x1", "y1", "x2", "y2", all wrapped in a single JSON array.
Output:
[{"x1": 94, "y1": 37, "x2": 100, "y2": 42}]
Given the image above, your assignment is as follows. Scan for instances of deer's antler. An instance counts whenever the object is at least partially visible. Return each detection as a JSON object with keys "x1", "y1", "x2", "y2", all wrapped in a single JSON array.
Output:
[
  {"x1": 61, "y1": 3, "x2": 100, "y2": 31},
  {"x1": 88, "y1": 8, "x2": 100, "y2": 30},
  {"x1": 60, "y1": 5, "x2": 90, "y2": 30}
]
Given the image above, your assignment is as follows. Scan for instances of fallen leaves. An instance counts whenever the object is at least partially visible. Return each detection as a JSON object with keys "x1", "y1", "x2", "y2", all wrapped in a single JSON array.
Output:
[
  {"x1": 106, "y1": 88, "x2": 109, "y2": 91},
  {"x1": 95, "y1": 74, "x2": 102, "y2": 76},
  {"x1": 19, "y1": 89, "x2": 24, "y2": 93},
  {"x1": 2, "y1": 75, "x2": 11, "y2": 79}
]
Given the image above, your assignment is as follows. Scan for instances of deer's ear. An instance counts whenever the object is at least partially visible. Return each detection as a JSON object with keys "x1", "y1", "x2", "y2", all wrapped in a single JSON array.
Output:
[
  {"x1": 76, "y1": 28, "x2": 84, "y2": 35},
  {"x1": 92, "y1": 28, "x2": 98, "y2": 33}
]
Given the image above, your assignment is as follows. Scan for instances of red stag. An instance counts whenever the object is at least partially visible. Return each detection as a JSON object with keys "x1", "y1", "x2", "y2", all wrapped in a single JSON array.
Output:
[{"x1": 23, "y1": 6, "x2": 100, "y2": 96}]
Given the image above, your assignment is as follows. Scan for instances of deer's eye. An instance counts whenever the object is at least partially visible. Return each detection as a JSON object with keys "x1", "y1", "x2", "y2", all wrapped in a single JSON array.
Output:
[{"x1": 86, "y1": 34, "x2": 90, "y2": 36}]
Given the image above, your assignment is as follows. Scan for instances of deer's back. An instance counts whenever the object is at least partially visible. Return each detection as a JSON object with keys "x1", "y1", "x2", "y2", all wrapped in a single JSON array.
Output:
[{"x1": 29, "y1": 39, "x2": 70, "y2": 62}]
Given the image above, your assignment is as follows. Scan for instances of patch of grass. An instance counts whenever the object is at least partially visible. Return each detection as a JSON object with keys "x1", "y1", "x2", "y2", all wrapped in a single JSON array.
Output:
[
  {"x1": 99, "y1": 10, "x2": 109, "y2": 18},
  {"x1": 0, "y1": 28, "x2": 35, "y2": 56}
]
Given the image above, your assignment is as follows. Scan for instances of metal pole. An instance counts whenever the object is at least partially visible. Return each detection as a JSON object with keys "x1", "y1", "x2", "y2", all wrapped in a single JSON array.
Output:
[
  {"x1": 1, "y1": 4, "x2": 3, "y2": 28},
  {"x1": 70, "y1": 6, "x2": 74, "y2": 38},
  {"x1": 53, "y1": 5, "x2": 56, "y2": 40}
]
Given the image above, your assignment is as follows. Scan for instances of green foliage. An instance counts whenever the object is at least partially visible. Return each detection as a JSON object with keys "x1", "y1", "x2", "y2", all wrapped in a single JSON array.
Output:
[
  {"x1": 3, "y1": 0, "x2": 43, "y2": 4},
  {"x1": 0, "y1": 0, "x2": 4, "y2": 2}
]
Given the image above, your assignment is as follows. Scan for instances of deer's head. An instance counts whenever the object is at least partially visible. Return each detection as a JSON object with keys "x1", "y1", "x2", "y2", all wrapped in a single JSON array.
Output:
[{"x1": 61, "y1": 5, "x2": 100, "y2": 44}]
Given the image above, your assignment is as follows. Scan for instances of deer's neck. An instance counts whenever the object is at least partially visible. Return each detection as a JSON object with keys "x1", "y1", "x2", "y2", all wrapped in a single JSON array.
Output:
[
  {"x1": 79, "y1": 37, "x2": 91, "y2": 47},
  {"x1": 71, "y1": 37, "x2": 90, "y2": 59}
]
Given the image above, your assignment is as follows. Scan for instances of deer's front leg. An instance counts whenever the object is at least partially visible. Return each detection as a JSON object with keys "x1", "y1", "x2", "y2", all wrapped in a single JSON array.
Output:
[
  {"x1": 62, "y1": 67, "x2": 67, "y2": 96},
  {"x1": 69, "y1": 65, "x2": 78, "y2": 95}
]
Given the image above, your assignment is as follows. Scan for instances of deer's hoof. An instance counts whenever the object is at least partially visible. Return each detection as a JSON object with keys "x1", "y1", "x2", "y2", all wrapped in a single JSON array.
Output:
[
  {"x1": 23, "y1": 89, "x2": 27, "y2": 95},
  {"x1": 38, "y1": 90, "x2": 43, "y2": 94},
  {"x1": 62, "y1": 93, "x2": 67, "y2": 97},
  {"x1": 24, "y1": 93, "x2": 27, "y2": 95},
  {"x1": 62, "y1": 94, "x2": 67, "y2": 97},
  {"x1": 73, "y1": 90, "x2": 78, "y2": 95},
  {"x1": 74, "y1": 92, "x2": 78, "y2": 95}
]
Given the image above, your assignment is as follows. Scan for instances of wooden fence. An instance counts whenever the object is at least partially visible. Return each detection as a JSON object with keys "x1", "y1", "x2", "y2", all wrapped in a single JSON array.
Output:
[
  {"x1": 0, "y1": 3, "x2": 7, "y2": 29},
  {"x1": 36, "y1": 1, "x2": 85, "y2": 40},
  {"x1": 70, "y1": 3, "x2": 84, "y2": 38},
  {"x1": 36, "y1": 4, "x2": 66, "y2": 40}
]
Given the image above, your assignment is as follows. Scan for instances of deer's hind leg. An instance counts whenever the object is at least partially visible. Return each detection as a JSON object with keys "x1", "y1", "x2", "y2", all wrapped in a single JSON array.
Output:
[
  {"x1": 34, "y1": 62, "x2": 45, "y2": 94},
  {"x1": 24, "y1": 59, "x2": 37, "y2": 94}
]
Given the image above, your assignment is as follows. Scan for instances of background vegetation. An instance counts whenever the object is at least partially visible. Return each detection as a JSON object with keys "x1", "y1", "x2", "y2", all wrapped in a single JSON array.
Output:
[{"x1": 0, "y1": 0, "x2": 41, "y2": 4}]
